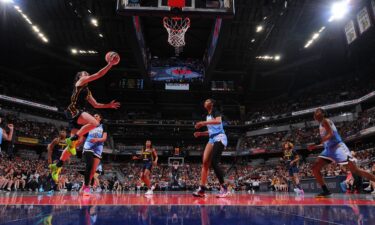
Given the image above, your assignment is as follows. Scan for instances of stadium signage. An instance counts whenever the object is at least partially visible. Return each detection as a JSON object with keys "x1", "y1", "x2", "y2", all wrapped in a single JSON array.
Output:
[
  {"x1": 165, "y1": 83, "x2": 190, "y2": 90},
  {"x1": 17, "y1": 137, "x2": 39, "y2": 144},
  {"x1": 292, "y1": 91, "x2": 375, "y2": 116},
  {"x1": 0, "y1": 94, "x2": 58, "y2": 111}
]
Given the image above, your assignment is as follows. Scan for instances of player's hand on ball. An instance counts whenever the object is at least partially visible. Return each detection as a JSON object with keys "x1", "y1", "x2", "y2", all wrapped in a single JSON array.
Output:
[
  {"x1": 7, "y1": 124, "x2": 14, "y2": 130},
  {"x1": 193, "y1": 132, "x2": 201, "y2": 138},
  {"x1": 109, "y1": 100, "x2": 120, "y2": 109},
  {"x1": 194, "y1": 122, "x2": 204, "y2": 129}
]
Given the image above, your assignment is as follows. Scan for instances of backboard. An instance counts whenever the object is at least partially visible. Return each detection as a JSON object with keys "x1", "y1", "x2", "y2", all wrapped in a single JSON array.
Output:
[{"x1": 117, "y1": 0, "x2": 235, "y2": 18}]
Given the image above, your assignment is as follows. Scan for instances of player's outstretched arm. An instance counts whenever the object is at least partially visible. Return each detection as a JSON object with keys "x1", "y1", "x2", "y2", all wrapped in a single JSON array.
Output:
[
  {"x1": 77, "y1": 63, "x2": 114, "y2": 86},
  {"x1": 87, "y1": 95, "x2": 120, "y2": 109}
]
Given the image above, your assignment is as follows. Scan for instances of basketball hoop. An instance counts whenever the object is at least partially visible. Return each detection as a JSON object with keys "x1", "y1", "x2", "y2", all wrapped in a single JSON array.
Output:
[{"x1": 163, "y1": 17, "x2": 190, "y2": 56}]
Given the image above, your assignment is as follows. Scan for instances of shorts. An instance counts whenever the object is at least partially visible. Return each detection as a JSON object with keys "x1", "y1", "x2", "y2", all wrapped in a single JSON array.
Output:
[
  {"x1": 64, "y1": 110, "x2": 82, "y2": 130},
  {"x1": 83, "y1": 145, "x2": 103, "y2": 159},
  {"x1": 208, "y1": 133, "x2": 228, "y2": 147},
  {"x1": 52, "y1": 151, "x2": 63, "y2": 162},
  {"x1": 142, "y1": 161, "x2": 152, "y2": 171},
  {"x1": 319, "y1": 142, "x2": 353, "y2": 165},
  {"x1": 288, "y1": 166, "x2": 299, "y2": 176}
]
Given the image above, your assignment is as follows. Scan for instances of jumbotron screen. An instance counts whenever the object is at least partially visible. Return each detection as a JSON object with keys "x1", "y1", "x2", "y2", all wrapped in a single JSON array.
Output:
[{"x1": 149, "y1": 58, "x2": 204, "y2": 82}]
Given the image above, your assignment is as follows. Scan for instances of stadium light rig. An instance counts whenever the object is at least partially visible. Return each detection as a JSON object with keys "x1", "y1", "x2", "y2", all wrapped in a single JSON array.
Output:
[
  {"x1": 304, "y1": 26, "x2": 325, "y2": 48},
  {"x1": 71, "y1": 48, "x2": 98, "y2": 55},
  {"x1": 256, "y1": 55, "x2": 281, "y2": 61},
  {"x1": 12, "y1": 5, "x2": 49, "y2": 43}
]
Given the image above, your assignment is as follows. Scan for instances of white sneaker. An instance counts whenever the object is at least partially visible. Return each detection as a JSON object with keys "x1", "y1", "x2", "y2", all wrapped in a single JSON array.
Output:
[
  {"x1": 216, "y1": 187, "x2": 230, "y2": 198},
  {"x1": 293, "y1": 188, "x2": 300, "y2": 194},
  {"x1": 145, "y1": 190, "x2": 153, "y2": 195},
  {"x1": 364, "y1": 186, "x2": 371, "y2": 191},
  {"x1": 371, "y1": 190, "x2": 375, "y2": 195}
]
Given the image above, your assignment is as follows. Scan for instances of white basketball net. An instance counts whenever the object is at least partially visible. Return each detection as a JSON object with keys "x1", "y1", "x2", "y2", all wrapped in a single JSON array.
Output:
[{"x1": 163, "y1": 17, "x2": 190, "y2": 55}]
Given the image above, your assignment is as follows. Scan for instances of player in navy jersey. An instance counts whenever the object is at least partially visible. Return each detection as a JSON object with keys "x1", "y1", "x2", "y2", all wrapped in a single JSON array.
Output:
[
  {"x1": 133, "y1": 140, "x2": 158, "y2": 196},
  {"x1": 309, "y1": 108, "x2": 375, "y2": 197},
  {"x1": 0, "y1": 116, "x2": 14, "y2": 155},
  {"x1": 193, "y1": 99, "x2": 229, "y2": 198},
  {"x1": 49, "y1": 56, "x2": 120, "y2": 183},
  {"x1": 282, "y1": 141, "x2": 303, "y2": 195},
  {"x1": 81, "y1": 113, "x2": 107, "y2": 196},
  {"x1": 47, "y1": 130, "x2": 67, "y2": 164}
]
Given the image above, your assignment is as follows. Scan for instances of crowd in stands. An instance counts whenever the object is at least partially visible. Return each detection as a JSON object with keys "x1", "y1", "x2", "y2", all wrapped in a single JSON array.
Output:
[
  {"x1": 240, "y1": 109, "x2": 375, "y2": 152},
  {"x1": 246, "y1": 76, "x2": 375, "y2": 124},
  {"x1": 0, "y1": 112, "x2": 61, "y2": 144},
  {"x1": 1, "y1": 144, "x2": 375, "y2": 194}
]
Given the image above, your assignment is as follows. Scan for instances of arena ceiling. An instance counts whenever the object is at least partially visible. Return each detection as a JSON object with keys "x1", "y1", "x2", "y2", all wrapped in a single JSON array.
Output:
[{"x1": 0, "y1": 0, "x2": 374, "y2": 100}]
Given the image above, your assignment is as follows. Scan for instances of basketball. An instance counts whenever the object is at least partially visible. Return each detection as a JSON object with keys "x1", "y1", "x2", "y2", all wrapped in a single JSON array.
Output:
[{"x1": 105, "y1": 51, "x2": 120, "y2": 65}]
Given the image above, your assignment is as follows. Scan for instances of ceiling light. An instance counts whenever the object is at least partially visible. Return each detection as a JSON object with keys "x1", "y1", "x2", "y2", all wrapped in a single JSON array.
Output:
[
  {"x1": 99, "y1": 33, "x2": 103, "y2": 38},
  {"x1": 32, "y1": 26, "x2": 40, "y2": 33},
  {"x1": 330, "y1": 0, "x2": 349, "y2": 21},
  {"x1": 312, "y1": 33, "x2": 319, "y2": 40},
  {"x1": 251, "y1": 38, "x2": 255, "y2": 43},
  {"x1": 256, "y1": 25, "x2": 263, "y2": 33},
  {"x1": 71, "y1": 49, "x2": 78, "y2": 54},
  {"x1": 319, "y1": 26, "x2": 326, "y2": 33},
  {"x1": 1, "y1": 0, "x2": 13, "y2": 3},
  {"x1": 42, "y1": 37, "x2": 48, "y2": 43},
  {"x1": 91, "y1": 18, "x2": 98, "y2": 27},
  {"x1": 274, "y1": 55, "x2": 281, "y2": 61}
]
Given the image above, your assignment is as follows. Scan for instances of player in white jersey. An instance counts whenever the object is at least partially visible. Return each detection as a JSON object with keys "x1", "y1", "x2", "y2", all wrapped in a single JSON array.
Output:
[
  {"x1": 193, "y1": 99, "x2": 229, "y2": 198},
  {"x1": 309, "y1": 108, "x2": 375, "y2": 197},
  {"x1": 81, "y1": 113, "x2": 107, "y2": 196}
]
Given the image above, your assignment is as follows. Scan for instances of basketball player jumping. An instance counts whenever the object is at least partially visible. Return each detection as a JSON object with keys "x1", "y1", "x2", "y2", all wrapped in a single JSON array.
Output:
[
  {"x1": 49, "y1": 54, "x2": 120, "y2": 182},
  {"x1": 193, "y1": 99, "x2": 229, "y2": 198},
  {"x1": 309, "y1": 108, "x2": 375, "y2": 197}
]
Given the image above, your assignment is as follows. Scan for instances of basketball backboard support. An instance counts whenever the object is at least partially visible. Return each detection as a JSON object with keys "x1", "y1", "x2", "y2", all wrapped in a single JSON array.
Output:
[{"x1": 117, "y1": 0, "x2": 235, "y2": 18}]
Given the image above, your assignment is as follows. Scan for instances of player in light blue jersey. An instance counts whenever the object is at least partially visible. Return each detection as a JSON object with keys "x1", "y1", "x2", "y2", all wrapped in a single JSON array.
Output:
[
  {"x1": 309, "y1": 108, "x2": 375, "y2": 197},
  {"x1": 81, "y1": 113, "x2": 107, "y2": 196},
  {"x1": 193, "y1": 99, "x2": 229, "y2": 198},
  {"x1": 0, "y1": 116, "x2": 14, "y2": 155}
]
